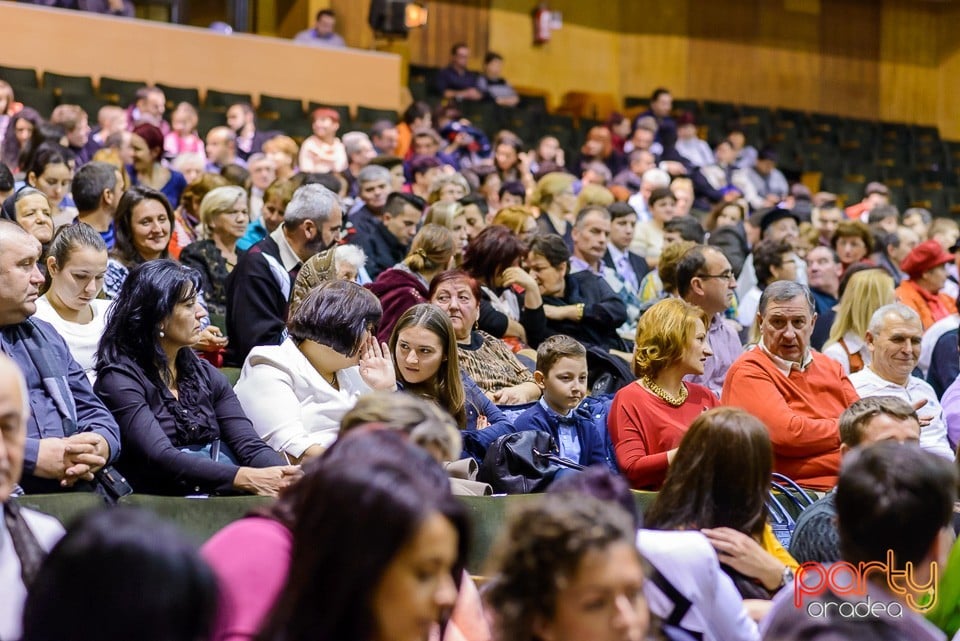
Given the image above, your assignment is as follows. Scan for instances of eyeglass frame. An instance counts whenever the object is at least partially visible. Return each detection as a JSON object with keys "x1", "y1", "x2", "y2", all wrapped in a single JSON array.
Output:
[{"x1": 694, "y1": 271, "x2": 736, "y2": 282}]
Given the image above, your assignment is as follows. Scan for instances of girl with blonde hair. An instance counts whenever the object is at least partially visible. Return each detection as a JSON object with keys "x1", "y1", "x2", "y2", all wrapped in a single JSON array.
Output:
[
  {"x1": 822, "y1": 266, "x2": 896, "y2": 374},
  {"x1": 425, "y1": 200, "x2": 469, "y2": 262}
]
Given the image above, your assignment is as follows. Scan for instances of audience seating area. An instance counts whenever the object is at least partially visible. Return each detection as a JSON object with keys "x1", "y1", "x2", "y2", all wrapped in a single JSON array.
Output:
[
  {"x1": 14, "y1": 488, "x2": 821, "y2": 573},
  {"x1": 6, "y1": 58, "x2": 958, "y2": 217},
  {"x1": 414, "y1": 64, "x2": 958, "y2": 215}
]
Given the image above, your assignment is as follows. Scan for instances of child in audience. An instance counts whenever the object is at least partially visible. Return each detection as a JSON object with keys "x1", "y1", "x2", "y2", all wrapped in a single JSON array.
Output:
[
  {"x1": 298, "y1": 107, "x2": 347, "y2": 173},
  {"x1": 513, "y1": 335, "x2": 608, "y2": 467},
  {"x1": 164, "y1": 102, "x2": 205, "y2": 159}
]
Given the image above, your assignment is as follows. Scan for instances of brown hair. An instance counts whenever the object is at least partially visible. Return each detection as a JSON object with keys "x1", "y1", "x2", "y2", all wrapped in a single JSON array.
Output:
[
  {"x1": 536, "y1": 334, "x2": 587, "y2": 375},
  {"x1": 646, "y1": 407, "x2": 772, "y2": 539},
  {"x1": 403, "y1": 224, "x2": 454, "y2": 274}
]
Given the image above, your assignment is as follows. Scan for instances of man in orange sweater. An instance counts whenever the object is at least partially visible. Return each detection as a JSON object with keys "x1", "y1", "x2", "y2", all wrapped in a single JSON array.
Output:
[{"x1": 721, "y1": 281, "x2": 859, "y2": 490}]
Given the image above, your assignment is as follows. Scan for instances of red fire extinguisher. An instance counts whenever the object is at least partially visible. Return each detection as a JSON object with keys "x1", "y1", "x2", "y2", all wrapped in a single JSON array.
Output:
[{"x1": 533, "y1": 3, "x2": 551, "y2": 45}]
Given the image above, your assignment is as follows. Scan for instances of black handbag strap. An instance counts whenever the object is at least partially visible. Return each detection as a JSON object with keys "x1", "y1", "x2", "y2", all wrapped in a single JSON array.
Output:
[{"x1": 533, "y1": 448, "x2": 586, "y2": 471}]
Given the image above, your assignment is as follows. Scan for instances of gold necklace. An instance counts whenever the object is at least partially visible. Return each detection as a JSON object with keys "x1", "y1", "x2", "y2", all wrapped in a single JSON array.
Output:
[{"x1": 641, "y1": 375, "x2": 688, "y2": 407}]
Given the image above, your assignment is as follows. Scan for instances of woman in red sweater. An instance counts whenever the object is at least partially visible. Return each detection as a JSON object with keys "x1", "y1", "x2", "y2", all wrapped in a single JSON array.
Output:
[{"x1": 609, "y1": 298, "x2": 719, "y2": 489}]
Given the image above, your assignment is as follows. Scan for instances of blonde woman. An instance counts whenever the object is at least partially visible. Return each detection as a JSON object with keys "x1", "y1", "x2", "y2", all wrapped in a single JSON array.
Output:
[
  {"x1": 608, "y1": 297, "x2": 719, "y2": 489},
  {"x1": 531, "y1": 171, "x2": 578, "y2": 243},
  {"x1": 179, "y1": 185, "x2": 249, "y2": 316},
  {"x1": 427, "y1": 172, "x2": 470, "y2": 204},
  {"x1": 367, "y1": 224, "x2": 455, "y2": 343},
  {"x1": 425, "y1": 200, "x2": 469, "y2": 262},
  {"x1": 491, "y1": 205, "x2": 538, "y2": 243},
  {"x1": 822, "y1": 266, "x2": 895, "y2": 374}
]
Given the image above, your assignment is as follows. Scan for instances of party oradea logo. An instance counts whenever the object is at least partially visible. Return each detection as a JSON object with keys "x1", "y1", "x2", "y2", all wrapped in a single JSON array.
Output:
[{"x1": 794, "y1": 551, "x2": 937, "y2": 619}]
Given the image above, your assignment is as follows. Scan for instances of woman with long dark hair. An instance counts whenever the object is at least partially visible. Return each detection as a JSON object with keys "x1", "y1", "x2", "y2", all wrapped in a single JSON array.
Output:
[
  {"x1": 645, "y1": 407, "x2": 799, "y2": 600},
  {"x1": 1, "y1": 106, "x2": 42, "y2": 172},
  {"x1": 103, "y1": 185, "x2": 174, "y2": 298},
  {"x1": 202, "y1": 430, "x2": 470, "y2": 641},
  {"x1": 95, "y1": 260, "x2": 298, "y2": 495}
]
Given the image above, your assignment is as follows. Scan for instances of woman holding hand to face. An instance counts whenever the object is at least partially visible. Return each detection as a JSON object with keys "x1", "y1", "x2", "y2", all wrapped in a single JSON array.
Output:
[
  {"x1": 390, "y1": 303, "x2": 515, "y2": 462},
  {"x1": 235, "y1": 280, "x2": 396, "y2": 463}
]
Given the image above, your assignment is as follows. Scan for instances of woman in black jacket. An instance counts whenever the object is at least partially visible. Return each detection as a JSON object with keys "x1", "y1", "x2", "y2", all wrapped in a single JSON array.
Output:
[{"x1": 94, "y1": 259, "x2": 300, "y2": 495}]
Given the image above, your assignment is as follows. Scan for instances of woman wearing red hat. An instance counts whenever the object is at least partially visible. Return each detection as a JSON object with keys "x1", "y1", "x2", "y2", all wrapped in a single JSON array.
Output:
[{"x1": 895, "y1": 239, "x2": 958, "y2": 329}]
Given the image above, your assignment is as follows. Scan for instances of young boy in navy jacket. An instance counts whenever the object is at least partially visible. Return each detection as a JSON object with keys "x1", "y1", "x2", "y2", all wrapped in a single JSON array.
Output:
[{"x1": 514, "y1": 335, "x2": 608, "y2": 467}]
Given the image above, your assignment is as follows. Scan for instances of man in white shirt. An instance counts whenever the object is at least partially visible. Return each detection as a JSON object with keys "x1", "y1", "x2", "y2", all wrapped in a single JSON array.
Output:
[
  {"x1": 849, "y1": 303, "x2": 954, "y2": 459},
  {"x1": 0, "y1": 353, "x2": 65, "y2": 641}
]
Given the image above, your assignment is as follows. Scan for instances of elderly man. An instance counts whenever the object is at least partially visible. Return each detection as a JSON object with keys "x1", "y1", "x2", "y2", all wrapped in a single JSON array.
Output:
[
  {"x1": 721, "y1": 281, "x2": 859, "y2": 490},
  {"x1": 675, "y1": 245, "x2": 741, "y2": 396},
  {"x1": 225, "y1": 185, "x2": 343, "y2": 366},
  {"x1": 848, "y1": 303, "x2": 953, "y2": 458},
  {"x1": 0, "y1": 222, "x2": 120, "y2": 496},
  {"x1": 788, "y1": 395, "x2": 922, "y2": 564},
  {"x1": 0, "y1": 354, "x2": 66, "y2": 640},
  {"x1": 627, "y1": 167, "x2": 670, "y2": 226},
  {"x1": 246, "y1": 153, "x2": 277, "y2": 222}
]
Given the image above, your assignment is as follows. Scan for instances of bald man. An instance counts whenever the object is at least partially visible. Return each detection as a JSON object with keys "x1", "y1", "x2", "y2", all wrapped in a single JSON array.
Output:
[
  {"x1": 0, "y1": 221, "x2": 120, "y2": 493},
  {"x1": 205, "y1": 126, "x2": 246, "y2": 172},
  {"x1": 0, "y1": 352, "x2": 66, "y2": 640}
]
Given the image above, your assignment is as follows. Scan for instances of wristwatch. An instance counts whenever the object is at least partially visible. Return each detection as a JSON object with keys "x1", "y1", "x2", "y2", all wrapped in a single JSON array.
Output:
[{"x1": 781, "y1": 565, "x2": 795, "y2": 588}]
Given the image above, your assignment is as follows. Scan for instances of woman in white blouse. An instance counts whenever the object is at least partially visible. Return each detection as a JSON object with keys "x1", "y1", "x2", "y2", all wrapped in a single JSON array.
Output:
[
  {"x1": 34, "y1": 223, "x2": 112, "y2": 382},
  {"x1": 234, "y1": 280, "x2": 395, "y2": 463}
]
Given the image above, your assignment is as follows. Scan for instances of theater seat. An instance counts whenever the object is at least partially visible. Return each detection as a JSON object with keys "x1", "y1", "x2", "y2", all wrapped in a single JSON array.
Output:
[
  {"x1": 13, "y1": 492, "x2": 107, "y2": 527},
  {"x1": 118, "y1": 494, "x2": 273, "y2": 543}
]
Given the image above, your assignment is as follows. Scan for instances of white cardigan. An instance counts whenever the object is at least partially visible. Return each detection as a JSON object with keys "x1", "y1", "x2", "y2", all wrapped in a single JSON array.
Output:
[
  {"x1": 234, "y1": 338, "x2": 371, "y2": 458},
  {"x1": 637, "y1": 529, "x2": 759, "y2": 641}
]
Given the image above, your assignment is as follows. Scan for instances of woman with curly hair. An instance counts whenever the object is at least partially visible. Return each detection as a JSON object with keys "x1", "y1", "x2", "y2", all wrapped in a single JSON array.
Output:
[
  {"x1": 608, "y1": 297, "x2": 719, "y2": 489},
  {"x1": 485, "y1": 494, "x2": 650, "y2": 641}
]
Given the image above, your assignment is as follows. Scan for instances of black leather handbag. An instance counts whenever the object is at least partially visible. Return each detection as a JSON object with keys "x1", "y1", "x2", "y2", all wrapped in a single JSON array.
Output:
[{"x1": 479, "y1": 430, "x2": 584, "y2": 494}]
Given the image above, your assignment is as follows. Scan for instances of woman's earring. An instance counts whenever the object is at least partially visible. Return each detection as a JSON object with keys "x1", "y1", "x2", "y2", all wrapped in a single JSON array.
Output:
[{"x1": 159, "y1": 327, "x2": 165, "y2": 338}]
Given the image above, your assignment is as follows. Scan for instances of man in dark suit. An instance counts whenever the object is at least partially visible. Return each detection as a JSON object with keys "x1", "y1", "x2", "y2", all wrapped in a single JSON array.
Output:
[
  {"x1": 602, "y1": 202, "x2": 649, "y2": 295},
  {"x1": 227, "y1": 103, "x2": 278, "y2": 162},
  {"x1": 225, "y1": 184, "x2": 343, "y2": 366}
]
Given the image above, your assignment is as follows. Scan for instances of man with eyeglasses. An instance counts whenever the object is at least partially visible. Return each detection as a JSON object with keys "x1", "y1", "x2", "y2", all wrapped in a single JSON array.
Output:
[
  {"x1": 674, "y1": 245, "x2": 742, "y2": 396},
  {"x1": 721, "y1": 280, "x2": 859, "y2": 490}
]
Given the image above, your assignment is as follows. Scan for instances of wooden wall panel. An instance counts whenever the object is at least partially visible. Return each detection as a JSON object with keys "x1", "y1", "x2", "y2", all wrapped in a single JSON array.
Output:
[
  {"x1": 878, "y1": 0, "x2": 939, "y2": 125},
  {"x1": 488, "y1": 0, "x2": 621, "y2": 109},
  {"x1": 0, "y1": 3, "x2": 402, "y2": 111},
  {"x1": 332, "y1": 0, "x2": 490, "y2": 68}
]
